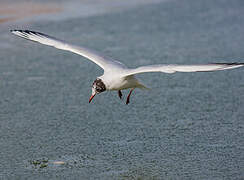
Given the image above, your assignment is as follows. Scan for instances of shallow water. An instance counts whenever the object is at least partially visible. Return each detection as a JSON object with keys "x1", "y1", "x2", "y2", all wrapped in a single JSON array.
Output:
[{"x1": 0, "y1": 0, "x2": 244, "y2": 179}]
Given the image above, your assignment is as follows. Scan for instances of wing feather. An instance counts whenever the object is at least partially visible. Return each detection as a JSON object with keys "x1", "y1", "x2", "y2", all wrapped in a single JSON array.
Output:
[
  {"x1": 123, "y1": 63, "x2": 244, "y2": 76},
  {"x1": 10, "y1": 30, "x2": 244, "y2": 76},
  {"x1": 10, "y1": 30, "x2": 121, "y2": 70}
]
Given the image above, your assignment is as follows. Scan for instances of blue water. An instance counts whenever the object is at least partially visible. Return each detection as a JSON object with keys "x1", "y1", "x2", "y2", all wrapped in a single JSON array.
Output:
[{"x1": 0, "y1": 0, "x2": 244, "y2": 179}]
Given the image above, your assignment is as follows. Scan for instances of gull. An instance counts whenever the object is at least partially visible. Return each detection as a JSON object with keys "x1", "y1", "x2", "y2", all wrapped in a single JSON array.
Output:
[{"x1": 10, "y1": 30, "x2": 244, "y2": 104}]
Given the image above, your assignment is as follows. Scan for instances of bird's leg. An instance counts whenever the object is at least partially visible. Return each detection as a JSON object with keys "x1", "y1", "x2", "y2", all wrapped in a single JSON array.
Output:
[
  {"x1": 118, "y1": 90, "x2": 122, "y2": 99},
  {"x1": 126, "y1": 88, "x2": 135, "y2": 105}
]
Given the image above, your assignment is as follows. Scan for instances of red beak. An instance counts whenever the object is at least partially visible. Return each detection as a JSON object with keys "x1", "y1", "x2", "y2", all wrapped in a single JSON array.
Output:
[{"x1": 89, "y1": 94, "x2": 96, "y2": 103}]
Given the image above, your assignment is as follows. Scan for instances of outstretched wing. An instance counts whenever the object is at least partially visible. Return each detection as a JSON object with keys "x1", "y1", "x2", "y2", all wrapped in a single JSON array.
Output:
[
  {"x1": 10, "y1": 30, "x2": 124, "y2": 71},
  {"x1": 123, "y1": 63, "x2": 244, "y2": 76}
]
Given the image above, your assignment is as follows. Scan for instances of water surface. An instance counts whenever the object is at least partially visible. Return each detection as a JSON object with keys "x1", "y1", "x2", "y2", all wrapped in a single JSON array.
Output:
[{"x1": 0, "y1": 0, "x2": 244, "y2": 179}]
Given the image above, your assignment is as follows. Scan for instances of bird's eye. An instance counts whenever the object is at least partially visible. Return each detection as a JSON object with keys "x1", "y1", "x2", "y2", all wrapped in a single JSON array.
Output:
[{"x1": 96, "y1": 86, "x2": 101, "y2": 91}]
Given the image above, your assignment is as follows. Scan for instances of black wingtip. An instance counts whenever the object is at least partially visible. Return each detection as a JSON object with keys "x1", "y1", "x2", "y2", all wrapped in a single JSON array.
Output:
[
  {"x1": 10, "y1": 29, "x2": 24, "y2": 33},
  {"x1": 10, "y1": 29, "x2": 16, "y2": 33},
  {"x1": 211, "y1": 62, "x2": 244, "y2": 66},
  {"x1": 10, "y1": 29, "x2": 49, "y2": 37},
  {"x1": 10, "y1": 29, "x2": 32, "y2": 33}
]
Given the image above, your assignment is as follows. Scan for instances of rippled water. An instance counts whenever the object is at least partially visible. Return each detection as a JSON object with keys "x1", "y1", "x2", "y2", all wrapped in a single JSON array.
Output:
[{"x1": 0, "y1": 0, "x2": 244, "y2": 179}]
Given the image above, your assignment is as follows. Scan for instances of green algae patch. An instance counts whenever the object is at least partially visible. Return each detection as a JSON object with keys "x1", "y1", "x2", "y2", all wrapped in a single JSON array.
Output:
[{"x1": 29, "y1": 158, "x2": 49, "y2": 169}]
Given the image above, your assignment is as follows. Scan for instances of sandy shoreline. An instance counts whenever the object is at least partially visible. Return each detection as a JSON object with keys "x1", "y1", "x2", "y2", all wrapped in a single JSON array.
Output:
[
  {"x1": 0, "y1": 0, "x2": 166, "y2": 24},
  {"x1": 0, "y1": 2, "x2": 62, "y2": 24}
]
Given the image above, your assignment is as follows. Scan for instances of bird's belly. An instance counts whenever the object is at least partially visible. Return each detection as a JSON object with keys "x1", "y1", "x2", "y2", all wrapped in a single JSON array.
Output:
[
  {"x1": 107, "y1": 76, "x2": 140, "y2": 91},
  {"x1": 108, "y1": 79, "x2": 130, "y2": 90}
]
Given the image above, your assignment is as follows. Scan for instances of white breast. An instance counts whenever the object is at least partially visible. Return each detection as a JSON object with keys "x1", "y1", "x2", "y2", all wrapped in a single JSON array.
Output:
[{"x1": 100, "y1": 74, "x2": 144, "y2": 91}]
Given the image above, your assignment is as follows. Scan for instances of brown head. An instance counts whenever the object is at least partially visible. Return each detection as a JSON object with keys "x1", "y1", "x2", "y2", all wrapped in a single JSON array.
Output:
[{"x1": 89, "y1": 78, "x2": 106, "y2": 103}]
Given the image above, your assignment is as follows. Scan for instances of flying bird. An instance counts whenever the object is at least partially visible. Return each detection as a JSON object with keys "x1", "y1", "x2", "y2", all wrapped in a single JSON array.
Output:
[{"x1": 10, "y1": 30, "x2": 244, "y2": 104}]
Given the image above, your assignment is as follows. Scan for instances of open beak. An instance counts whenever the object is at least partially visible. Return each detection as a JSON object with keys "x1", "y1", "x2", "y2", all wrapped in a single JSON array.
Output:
[{"x1": 89, "y1": 93, "x2": 96, "y2": 103}]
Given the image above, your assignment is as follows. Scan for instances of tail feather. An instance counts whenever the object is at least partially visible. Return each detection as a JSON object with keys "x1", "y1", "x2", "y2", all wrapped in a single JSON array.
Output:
[{"x1": 137, "y1": 81, "x2": 151, "y2": 90}]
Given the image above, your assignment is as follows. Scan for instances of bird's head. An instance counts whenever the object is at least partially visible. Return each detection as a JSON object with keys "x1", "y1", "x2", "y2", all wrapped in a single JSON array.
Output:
[{"x1": 89, "y1": 78, "x2": 106, "y2": 103}]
